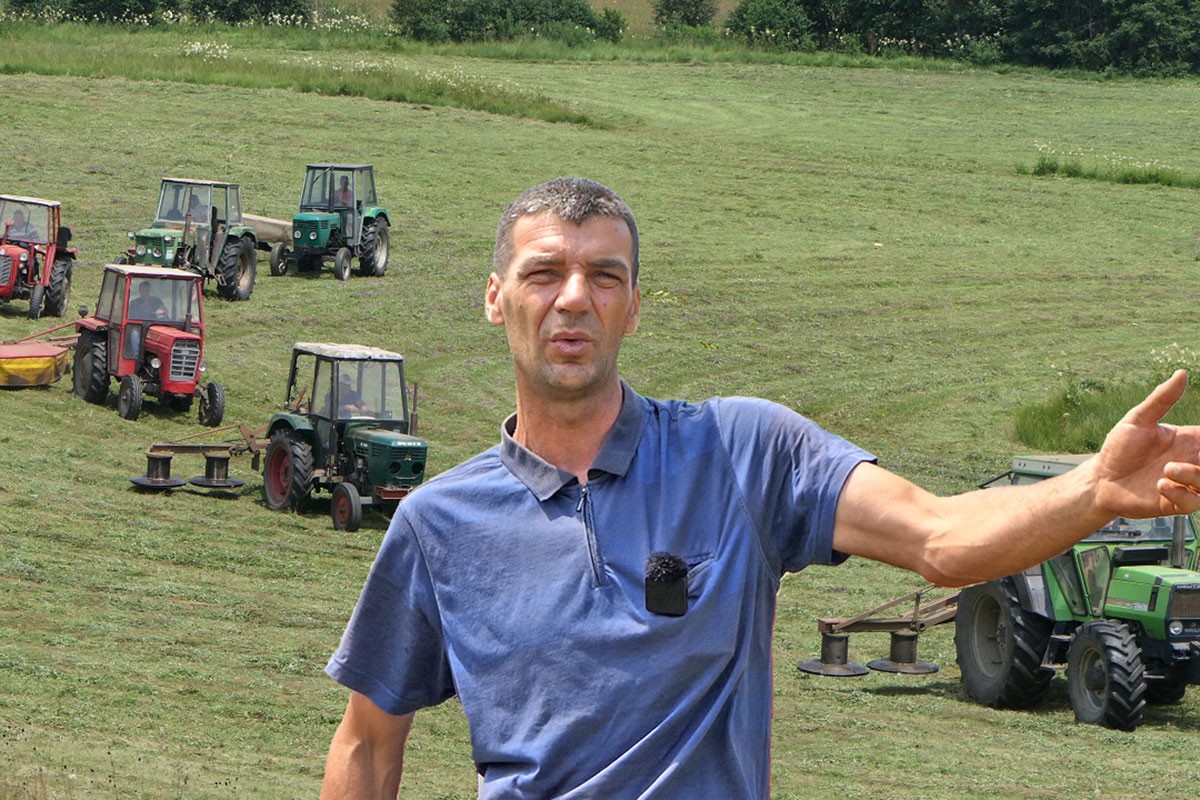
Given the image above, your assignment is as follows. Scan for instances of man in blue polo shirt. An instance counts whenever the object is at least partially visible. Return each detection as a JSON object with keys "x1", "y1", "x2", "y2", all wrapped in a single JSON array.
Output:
[{"x1": 321, "y1": 178, "x2": 1200, "y2": 799}]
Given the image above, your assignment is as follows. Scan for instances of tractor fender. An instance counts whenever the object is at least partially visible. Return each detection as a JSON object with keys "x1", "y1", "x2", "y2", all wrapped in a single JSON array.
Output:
[
  {"x1": 363, "y1": 207, "x2": 389, "y2": 225},
  {"x1": 266, "y1": 411, "x2": 315, "y2": 440},
  {"x1": 1007, "y1": 567, "x2": 1055, "y2": 621},
  {"x1": 74, "y1": 316, "x2": 107, "y2": 335},
  {"x1": 226, "y1": 226, "x2": 257, "y2": 247}
]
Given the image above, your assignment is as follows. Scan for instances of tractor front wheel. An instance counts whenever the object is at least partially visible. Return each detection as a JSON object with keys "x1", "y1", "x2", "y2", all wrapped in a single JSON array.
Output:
[
  {"x1": 27, "y1": 283, "x2": 44, "y2": 320},
  {"x1": 955, "y1": 577, "x2": 1054, "y2": 709},
  {"x1": 217, "y1": 236, "x2": 256, "y2": 301},
  {"x1": 331, "y1": 483, "x2": 363, "y2": 532},
  {"x1": 73, "y1": 331, "x2": 110, "y2": 404},
  {"x1": 1066, "y1": 620, "x2": 1146, "y2": 730},
  {"x1": 358, "y1": 218, "x2": 389, "y2": 277},
  {"x1": 263, "y1": 429, "x2": 314, "y2": 511},
  {"x1": 198, "y1": 381, "x2": 225, "y2": 426},
  {"x1": 45, "y1": 257, "x2": 72, "y2": 317},
  {"x1": 333, "y1": 247, "x2": 352, "y2": 281},
  {"x1": 117, "y1": 374, "x2": 144, "y2": 420},
  {"x1": 269, "y1": 242, "x2": 290, "y2": 277}
]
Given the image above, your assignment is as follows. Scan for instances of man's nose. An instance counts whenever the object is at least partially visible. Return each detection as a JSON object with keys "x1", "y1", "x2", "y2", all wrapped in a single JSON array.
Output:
[{"x1": 555, "y1": 270, "x2": 591, "y2": 312}]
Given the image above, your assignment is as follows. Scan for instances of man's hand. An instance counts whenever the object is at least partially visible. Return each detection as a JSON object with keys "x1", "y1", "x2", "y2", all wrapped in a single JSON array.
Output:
[{"x1": 1090, "y1": 369, "x2": 1200, "y2": 518}]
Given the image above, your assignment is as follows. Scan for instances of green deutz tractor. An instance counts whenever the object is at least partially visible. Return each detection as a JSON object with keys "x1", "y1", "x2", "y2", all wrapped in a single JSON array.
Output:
[
  {"x1": 125, "y1": 178, "x2": 258, "y2": 301},
  {"x1": 261, "y1": 342, "x2": 427, "y2": 531},
  {"x1": 956, "y1": 454, "x2": 1200, "y2": 730},
  {"x1": 268, "y1": 164, "x2": 390, "y2": 281}
]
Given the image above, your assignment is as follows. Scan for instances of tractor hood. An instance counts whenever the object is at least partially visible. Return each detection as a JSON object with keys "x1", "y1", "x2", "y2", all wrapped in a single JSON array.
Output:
[
  {"x1": 1111, "y1": 565, "x2": 1198, "y2": 589},
  {"x1": 132, "y1": 227, "x2": 185, "y2": 265},
  {"x1": 345, "y1": 426, "x2": 428, "y2": 491},
  {"x1": 291, "y1": 212, "x2": 340, "y2": 249}
]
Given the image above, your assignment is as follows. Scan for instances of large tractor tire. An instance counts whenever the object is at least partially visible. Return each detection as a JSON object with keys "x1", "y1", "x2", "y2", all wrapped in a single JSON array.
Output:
[
  {"x1": 45, "y1": 257, "x2": 72, "y2": 317},
  {"x1": 198, "y1": 381, "x2": 225, "y2": 426},
  {"x1": 217, "y1": 236, "x2": 256, "y2": 301},
  {"x1": 331, "y1": 482, "x2": 363, "y2": 532},
  {"x1": 117, "y1": 374, "x2": 145, "y2": 421},
  {"x1": 955, "y1": 577, "x2": 1054, "y2": 709},
  {"x1": 72, "y1": 331, "x2": 110, "y2": 404},
  {"x1": 1066, "y1": 620, "x2": 1146, "y2": 730},
  {"x1": 358, "y1": 218, "x2": 389, "y2": 277},
  {"x1": 26, "y1": 283, "x2": 44, "y2": 320},
  {"x1": 263, "y1": 429, "x2": 314, "y2": 512}
]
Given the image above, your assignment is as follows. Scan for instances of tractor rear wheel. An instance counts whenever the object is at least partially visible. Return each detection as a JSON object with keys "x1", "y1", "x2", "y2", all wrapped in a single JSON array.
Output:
[
  {"x1": 117, "y1": 374, "x2": 144, "y2": 420},
  {"x1": 45, "y1": 256, "x2": 72, "y2": 317},
  {"x1": 269, "y1": 242, "x2": 290, "y2": 277},
  {"x1": 333, "y1": 247, "x2": 352, "y2": 281},
  {"x1": 27, "y1": 283, "x2": 44, "y2": 320},
  {"x1": 1066, "y1": 620, "x2": 1146, "y2": 730},
  {"x1": 331, "y1": 483, "x2": 363, "y2": 532},
  {"x1": 217, "y1": 236, "x2": 256, "y2": 301},
  {"x1": 358, "y1": 218, "x2": 389, "y2": 277},
  {"x1": 955, "y1": 577, "x2": 1054, "y2": 708},
  {"x1": 263, "y1": 429, "x2": 314, "y2": 511},
  {"x1": 198, "y1": 381, "x2": 225, "y2": 426},
  {"x1": 73, "y1": 331, "x2": 110, "y2": 404}
]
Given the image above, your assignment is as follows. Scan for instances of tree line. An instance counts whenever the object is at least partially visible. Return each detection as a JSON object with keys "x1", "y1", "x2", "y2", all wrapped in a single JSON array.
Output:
[{"x1": 7, "y1": 0, "x2": 1199, "y2": 76}]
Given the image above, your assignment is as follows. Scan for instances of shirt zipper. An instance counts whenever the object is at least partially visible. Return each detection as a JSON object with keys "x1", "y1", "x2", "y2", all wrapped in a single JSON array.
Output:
[{"x1": 576, "y1": 484, "x2": 607, "y2": 587}]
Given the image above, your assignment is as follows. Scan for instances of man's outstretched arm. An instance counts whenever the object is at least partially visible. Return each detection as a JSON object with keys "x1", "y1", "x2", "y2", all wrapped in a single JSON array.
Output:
[
  {"x1": 321, "y1": 691, "x2": 414, "y2": 800},
  {"x1": 833, "y1": 370, "x2": 1200, "y2": 587}
]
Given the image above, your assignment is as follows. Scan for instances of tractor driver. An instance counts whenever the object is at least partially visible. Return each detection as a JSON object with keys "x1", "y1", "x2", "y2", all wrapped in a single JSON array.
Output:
[
  {"x1": 6, "y1": 210, "x2": 39, "y2": 241},
  {"x1": 334, "y1": 176, "x2": 353, "y2": 207},
  {"x1": 334, "y1": 374, "x2": 370, "y2": 417},
  {"x1": 128, "y1": 281, "x2": 168, "y2": 321}
]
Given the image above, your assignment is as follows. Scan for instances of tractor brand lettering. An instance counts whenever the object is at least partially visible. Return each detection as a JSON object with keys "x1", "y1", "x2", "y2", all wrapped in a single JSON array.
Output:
[{"x1": 1105, "y1": 598, "x2": 1149, "y2": 612}]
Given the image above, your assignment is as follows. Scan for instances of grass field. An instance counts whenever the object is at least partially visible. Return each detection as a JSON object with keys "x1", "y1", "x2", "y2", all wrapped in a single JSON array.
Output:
[{"x1": 2, "y1": 21, "x2": 1200, "y2": 800}]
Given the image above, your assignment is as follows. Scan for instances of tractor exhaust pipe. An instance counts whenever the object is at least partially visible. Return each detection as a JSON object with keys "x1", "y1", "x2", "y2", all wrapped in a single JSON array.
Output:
[{"x1": 1171, "y1": 515, "x2": 1187, "y2": 569}]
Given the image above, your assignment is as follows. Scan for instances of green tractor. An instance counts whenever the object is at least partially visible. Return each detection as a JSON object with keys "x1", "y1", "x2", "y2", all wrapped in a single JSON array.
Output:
[
  {"x1": 124, "y1": 178, "x2": 258, "y2": 301},
  {"x1": 268, "y1": 164, "x2": 391, "y2": 281},
  {"x1": 956, "y1": 454, "x2": 1200, "y2": 731},
  {"x1": 261, "y1": 342, "x2": 427, "y2": 531}
]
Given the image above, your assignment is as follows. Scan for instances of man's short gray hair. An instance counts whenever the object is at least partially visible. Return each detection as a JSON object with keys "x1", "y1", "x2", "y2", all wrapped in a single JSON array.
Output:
[{"x1": 492, "y1": 177, "x2": 639, "y2": 283}]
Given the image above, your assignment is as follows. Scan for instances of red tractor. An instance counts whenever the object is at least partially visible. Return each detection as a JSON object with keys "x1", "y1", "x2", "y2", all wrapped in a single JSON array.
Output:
[
  {"x1": 72, "y1": 264, "x2": 225, "y2": 425},
  {"x1": 0, "y1": 195, "x2": 76, "y2": 320}
]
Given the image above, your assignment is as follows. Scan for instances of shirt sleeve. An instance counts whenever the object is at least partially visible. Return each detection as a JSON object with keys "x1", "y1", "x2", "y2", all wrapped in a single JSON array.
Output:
[
  {"x1": 325, "y1": 509, "x2": 456, "y2": 716},
  {"x1": 715, "y1": 397, "x2": 874, "y2": 575}
]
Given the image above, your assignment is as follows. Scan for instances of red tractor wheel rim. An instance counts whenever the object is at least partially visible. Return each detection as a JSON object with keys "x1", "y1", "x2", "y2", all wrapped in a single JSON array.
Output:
[{"x1": 267, "y1": 449, "x2": 290, "y2": 500}]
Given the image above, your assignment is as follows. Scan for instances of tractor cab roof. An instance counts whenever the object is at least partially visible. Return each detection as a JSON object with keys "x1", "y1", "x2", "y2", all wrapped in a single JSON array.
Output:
[
  {"x1": 292, "y1": 342, "x2": 405, "y2": 363},
  {"x1": 0, "y1": 194, "x2": 59, "y2": 209},
  {"x1": 159, "y1": 178, "x2": 240, "y2": 189},
  {"x1": 104, "y1": 263, "x2": 203, "y2": 281},
  {"x1": 305, "y1": 163, "x2": 373, "y2": 172}
]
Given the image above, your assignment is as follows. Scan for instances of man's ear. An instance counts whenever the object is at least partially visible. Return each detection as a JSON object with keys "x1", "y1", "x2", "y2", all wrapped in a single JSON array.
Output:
[
  {"x1": 485, "y1": 272, "x2": 504, "y2": 325},
  {"x1": 624, "y1": 287, "x2": 640, "y2": 335}
]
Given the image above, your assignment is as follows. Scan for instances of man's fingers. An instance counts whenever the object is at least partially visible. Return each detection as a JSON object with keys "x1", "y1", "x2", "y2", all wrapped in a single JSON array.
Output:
[
  {"x1": 1158, "y1": 477, "x2": 1200, "y2": 514},
  {"x1": 1122, "y1": 369, "x2": 1188, "y2": 426}
]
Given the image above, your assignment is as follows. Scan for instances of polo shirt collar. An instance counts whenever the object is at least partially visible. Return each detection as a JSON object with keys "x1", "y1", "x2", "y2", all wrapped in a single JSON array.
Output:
[{"x1": 500, "y1": 382, "x2": 645, "y2": 501}]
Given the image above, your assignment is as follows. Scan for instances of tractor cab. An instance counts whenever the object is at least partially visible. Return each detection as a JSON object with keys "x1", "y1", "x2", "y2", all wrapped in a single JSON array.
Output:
[
  {"x1": 270, "y1": 164, "x2": 391, "y2": 281},
  {"x1": 0, "y1": 194, "x2": 76, "y2": 319},
  {"x1": 263, "y1": 342, "x2": 427, "y2": 531},
  {"x1": 125, "y1": 178, "x2": 257, "y2": 302},
  {"x1": 73, "y1": 264, "x2": 224, "y2": 425}
]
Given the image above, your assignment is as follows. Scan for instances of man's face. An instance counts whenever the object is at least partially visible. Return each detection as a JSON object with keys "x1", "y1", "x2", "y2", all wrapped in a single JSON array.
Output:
[{"x1": 486, "y1": 212, "x2": 639, "y2": 403}]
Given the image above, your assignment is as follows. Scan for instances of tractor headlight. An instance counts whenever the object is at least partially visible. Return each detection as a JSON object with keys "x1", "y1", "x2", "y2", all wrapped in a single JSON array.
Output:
[
  {"x1": 308, "y1": 231, "x2": 318, "y2": 240},
  {"x1": 164, "y1": 235, "x2": 174, "y2": 244},
  {"x1": 150, "y1": 356, "x2": 161, "y2": 370},
  {"x1": 18, "y1": 252, "x2": 27, "y2": 262},
  {"x1": 293, "y1": 229, "x2": 301, "y2": 239},
  {"x1": 1169, "y1": 620, "x2": 1185, "y2": 636},
  {"x1": 151, "y1": 247, "x2": 163, "y2": 258},
  {"x1": 136, "y1": 244, "x2": 147, "y2": 256},
  {"x1": 128, "y1": 232, "x2": 135, "y2": 240}
]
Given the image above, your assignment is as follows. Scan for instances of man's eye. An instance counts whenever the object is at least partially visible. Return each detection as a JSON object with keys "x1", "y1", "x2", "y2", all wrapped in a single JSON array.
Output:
[{"x1": 593, "y1": 272, "x2": 621, "y2": 287}]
